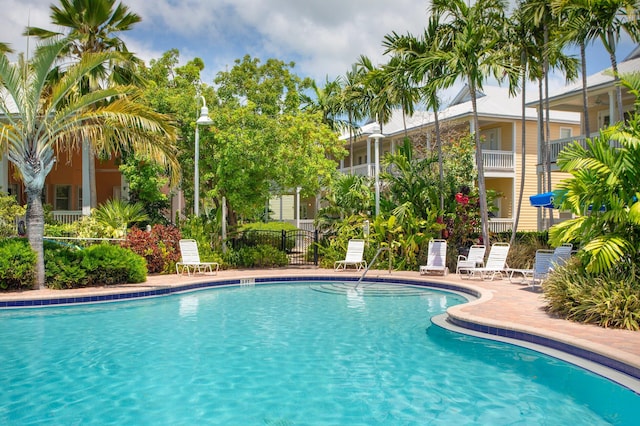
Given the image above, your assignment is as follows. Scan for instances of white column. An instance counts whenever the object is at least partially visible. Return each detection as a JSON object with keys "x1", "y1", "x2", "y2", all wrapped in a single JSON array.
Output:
[
  {"x1": 0, "y1": 155, "x2": 7, "y2": 193},
  {"x1": 82, "y1": 138, "x2": 91, "y2": 215},
  {"x1": 221, "y1": 195, "x2": 227, "y2": 253},
  {"x1": 296, "y1": 186, "x2": 301, "y2": 229},
  {"x1": 366, "y1": 138, "x2": 372, "y2": 177}
]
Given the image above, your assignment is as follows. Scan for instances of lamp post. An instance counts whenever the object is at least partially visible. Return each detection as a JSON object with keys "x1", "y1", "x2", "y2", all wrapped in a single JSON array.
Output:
[
  {"x1": 369, "y1": 123, "x2": 385, "y2": 216},
  {"x1": 194, "y1": 96, "x2": 213, "y2": 217}
]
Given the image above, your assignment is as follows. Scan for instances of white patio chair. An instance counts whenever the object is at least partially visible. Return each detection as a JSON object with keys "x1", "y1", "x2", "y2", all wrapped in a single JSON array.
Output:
[
  {"x1": 468, "y1": 242, "x2": 510, "y2": 281},
  {"x1": 419, "y1": 239, "x2": 448, "y2": 275},
  {"x1": 334, "y1": 239, "x2": 367, "y2": 271},
  {"x1": 508, "y1": 249, "x2": 554, "y2": 287},
  {"x1": 176, "y1": 239, "x2": 220, "y2": 276},
  {"x1": 456, "y1": 245, "x2": 486, "y2": 277}
]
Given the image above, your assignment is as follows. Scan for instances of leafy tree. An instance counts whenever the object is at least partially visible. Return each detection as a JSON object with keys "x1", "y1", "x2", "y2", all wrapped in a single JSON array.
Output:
[
  {"x1": 550, "y1": 74, "x2": 640, "y2": 273},
  {"x1": 0, "y1": 40, "x2": 178, "y2": 289},
  {"x1": 119, "y1": 154, "x2": 171, "y2": 224},
  {"x1": 211, "y1": 56, "x2": 346, "y2": 225}
]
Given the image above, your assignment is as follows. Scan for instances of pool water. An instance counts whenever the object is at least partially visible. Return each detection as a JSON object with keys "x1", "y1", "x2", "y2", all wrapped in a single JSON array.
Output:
[{"x1": 0, "y1": 282, "x2": 638, "y2": 425}]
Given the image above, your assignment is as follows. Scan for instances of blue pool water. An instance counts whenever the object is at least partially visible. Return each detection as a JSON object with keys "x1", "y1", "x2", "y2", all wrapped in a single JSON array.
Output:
[{"x1": 0, "y1": 282, "x2": 638, "y2": 425}]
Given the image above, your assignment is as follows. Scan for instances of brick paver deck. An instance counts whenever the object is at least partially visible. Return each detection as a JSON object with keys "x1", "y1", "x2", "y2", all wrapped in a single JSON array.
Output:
[{"x1": 2, "y1": 267, "x2": 639, "y2": 388}]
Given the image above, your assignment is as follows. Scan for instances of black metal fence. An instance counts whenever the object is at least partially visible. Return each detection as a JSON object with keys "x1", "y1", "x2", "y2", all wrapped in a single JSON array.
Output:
[{"x1": 227, "y1": 229, "x2": 318, "y2": 266}]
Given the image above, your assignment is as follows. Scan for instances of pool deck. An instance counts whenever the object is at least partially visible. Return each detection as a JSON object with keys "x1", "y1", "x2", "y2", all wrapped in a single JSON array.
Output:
[{"x1": 2, "y1": 267, "x2": 639, "y2": 386}]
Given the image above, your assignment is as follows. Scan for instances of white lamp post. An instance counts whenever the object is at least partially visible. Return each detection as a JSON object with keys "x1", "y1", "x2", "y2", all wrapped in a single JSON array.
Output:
[
  {"x1": 194, "y1": 96, "x2": 213, "y2": 217},
  {"x1": 369, "y1": 123, "x2": 385, "y2": 216}
]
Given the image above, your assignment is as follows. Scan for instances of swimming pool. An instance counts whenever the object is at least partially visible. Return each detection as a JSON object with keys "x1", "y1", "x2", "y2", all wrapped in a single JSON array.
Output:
[{"x1": 1, "y1": 281, "x2": 638, "y2": 424}]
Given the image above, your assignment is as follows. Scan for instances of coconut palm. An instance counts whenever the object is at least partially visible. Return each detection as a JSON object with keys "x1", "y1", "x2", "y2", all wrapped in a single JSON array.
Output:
[
  {"x1": 24, "y1": 0, "x2": 144, "y2": 209},
  {"x1": 429, "y1": 0, "x2": 517, "y2": 246},
  {"x1": 0, "y1": 39, "x2": 178, "y2": 289}
]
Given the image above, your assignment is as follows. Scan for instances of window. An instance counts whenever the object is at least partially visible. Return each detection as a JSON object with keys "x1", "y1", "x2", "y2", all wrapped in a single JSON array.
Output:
[
  {"x1": 77, "y1": 186, "x2": 83, "y2": 210},
  {"x1": 54, "y1": 185, "x2": 71, "y2": 210},
  {"x1": 559, "y1": 127, "x2": 572, "y2": 139}
]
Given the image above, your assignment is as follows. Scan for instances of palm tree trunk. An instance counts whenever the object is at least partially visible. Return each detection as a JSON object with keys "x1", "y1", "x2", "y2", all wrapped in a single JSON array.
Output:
[
  {"x1": 543, "y1": 25, "x2": 554, "y2": 227},
  {"x1": 434, "y1": 108, "x2": 444, "y2": 212},
  {"x1": 580, "y1": 41, "x2": 590, "y2": 137},
  {"x1": 511, "y1": 62, "x2": 527, "y2": 247},
  {"x1": 606, "y1": 29, "x2": 623, "y2": 122},
  {"x1": 470, "y1": 85, "x2": 490, "y2": 247},
  {"x1": 25, "y1": 186, "x2": 46, "y2": 289}
]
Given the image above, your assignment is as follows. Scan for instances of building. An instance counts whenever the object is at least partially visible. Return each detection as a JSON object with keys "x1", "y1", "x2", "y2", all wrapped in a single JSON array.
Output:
[{"x1": 339, "y1": 85, "x2": 581, "y2": 233}]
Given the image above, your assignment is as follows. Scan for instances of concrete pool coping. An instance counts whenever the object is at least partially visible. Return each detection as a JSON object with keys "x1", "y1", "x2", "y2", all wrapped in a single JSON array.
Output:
[{"x1": 1, "y1": 267, "x2": 639, "y2": 392}]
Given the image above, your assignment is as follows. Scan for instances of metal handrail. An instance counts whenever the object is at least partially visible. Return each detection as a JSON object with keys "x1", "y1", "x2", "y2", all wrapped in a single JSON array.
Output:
[{"x1": 355, "y1": 246, "x2": 391, "y2": 290}]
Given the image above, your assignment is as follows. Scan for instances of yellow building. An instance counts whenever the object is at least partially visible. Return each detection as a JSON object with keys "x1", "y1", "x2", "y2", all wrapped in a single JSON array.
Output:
[{"x1": 339, "y1": 85, "x2": 581, "y2": 233}]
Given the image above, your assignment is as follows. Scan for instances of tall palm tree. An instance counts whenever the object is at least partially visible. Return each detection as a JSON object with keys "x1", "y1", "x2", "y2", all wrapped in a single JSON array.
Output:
[
  {"x1": 341, "y1": 64, "x2": 367, "y2": 169},
  {"x1": 552, "y1": 0, "x2": 640, "y2": 124},
  {"x1": 24, "y1": 0, "x2": 144, "y2": 209},
  {"x1": 383, "y1": 14, "x2": 449, "y2": 211},
  {"x1": 0, "y1": 39, "x2": 178, "y2": 289},
  {"x1": 301, "y1": 76, "x2": 346, "y2": 132},
  {"x1": 429, "y1": 0, "x2": 517, "y2": 246},
  {"x1": 354, "y1": 55, "x2": 393, "y2": 131}
]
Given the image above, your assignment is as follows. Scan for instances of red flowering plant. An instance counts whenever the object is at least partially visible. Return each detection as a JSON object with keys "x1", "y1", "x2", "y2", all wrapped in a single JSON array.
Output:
[{"x1": 443, "y1": 185, "x2": 481, "y2": 251}]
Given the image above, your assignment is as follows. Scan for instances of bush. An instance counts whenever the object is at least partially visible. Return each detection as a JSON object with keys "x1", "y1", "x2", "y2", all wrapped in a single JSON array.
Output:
[
  {"x1": 543, "y1": 258, "x2": 640, "y2": 330},
  {"x1": 121, "y1": 225, "x2": 182, "y2": 274},
  {"x1": 235, "y1": 245, "x2": 289, "y2": 268},
  {"x1": 44, "y1": 240, "x2": 87, "y2": 289},
  {"x1": 81, "y1": 244, "x2": 147, "y2": 285},
  {"x1": 0, "y1": 238, "x2": 35, "y2": 290}
]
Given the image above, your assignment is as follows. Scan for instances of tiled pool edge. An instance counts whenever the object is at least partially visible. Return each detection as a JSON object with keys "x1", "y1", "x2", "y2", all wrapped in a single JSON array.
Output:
[{"x1": 1, "y1": 274, "x2": 638, "y2": 386}]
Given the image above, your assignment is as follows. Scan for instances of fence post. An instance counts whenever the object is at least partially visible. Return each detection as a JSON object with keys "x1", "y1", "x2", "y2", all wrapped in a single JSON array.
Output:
[
  {"x1": 281, "y1": 230, "x2": 287, "y2": 252},
  {"x1": 314, "y1": 230, "x2": 318, "y2": 266}
]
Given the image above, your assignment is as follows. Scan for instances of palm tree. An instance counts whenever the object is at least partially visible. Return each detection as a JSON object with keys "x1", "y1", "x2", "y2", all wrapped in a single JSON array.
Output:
[
  {"x1": 429, "y1": 0, "x2": 517, "y2": 246},
  {"x1": 552, "y1": 0, "x2": 640, "y2": 124},
  {"x1": 550, "y1": 73, "x2": 640, "y2": 273},
  {"x1": 354, "y1": 55, "x2": 393, "y2": 131},
  {"x1": 0, "y1": 39, "x2": 178, "y2": 289},
  {"x1": 383, "y1": 15, "x2": 448, "y2": 211},
  {"x1": 341, "y1": 64, "x2": 367, "y2": 169},
  {"x1": 301, "y1": 76, "x2": 346, "y2": 132},
  {"x1": 24, "y1": 0, "x2": 144, "y2": 209}
]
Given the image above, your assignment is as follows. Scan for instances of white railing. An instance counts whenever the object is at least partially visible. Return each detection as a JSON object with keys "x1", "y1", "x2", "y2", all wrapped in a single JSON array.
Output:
[
  {"x1": 545, "y1": 133, "x2": 620, "y2": 164},
  {"x1": 489, "y1": 218, "x2": 514, "y2": 233},
  {"x1": 339, "y1": 164, "x2": 374, "y2": 177},
  {"x1": 482, "y1": 150, "x2": 514, "y2": 170},
  {"x1": 53, "y1": 210, "x2": 83, "y2": 224}
]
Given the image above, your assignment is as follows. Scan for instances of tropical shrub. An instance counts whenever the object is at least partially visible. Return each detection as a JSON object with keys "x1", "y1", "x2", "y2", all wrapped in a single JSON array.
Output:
[
  {"x1": 94, "y1": 199, "x2": 149, "y2": 238},
  {"x1": 44, "y1": 241, "x2": 86, "y2": 289},
  {"x1": 544, "y1": 258, "x2": 640, "y2": 331},
  {"x1": 0, "y1": 238, "x2": 35, "y2": 290},
  {"x1": 121, "y1": 225, "x2": 182, "y2": 274},
  {"x1": 81, "y1": 244, "x2": 147, "y2": 285},
  {"x1": 235, "y1": 245, "x2": 289, "y2": 268},
  {"x1": 0, "y1": 193, "x2": 25, "y2": 238},
  {"x1": 237, "y1": 221, "x2": 298, "y2": 251}
]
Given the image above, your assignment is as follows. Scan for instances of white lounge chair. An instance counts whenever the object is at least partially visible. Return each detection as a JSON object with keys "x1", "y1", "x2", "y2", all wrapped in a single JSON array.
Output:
[
  {"x1": 549, "y1": 243, "x2": 573, "y2": 271},
  {"x1": 419, "y1": 239, "x2": 448, "y2": 275},
  {"x1": 467, "y1": 242, "x2": 510, "y2": 281},
  {"x1": 456, "y1": 245, "x2": 486, "y2": 277},
  {"x1": 508, "y1": 249, "x2": 554, "y2": 287},
  {"x1": 334, "y1": 239, "x2": 367, "y2": 271},
  {"x1": 176, "y1": 239, "x2": 220, "y2": 276}
]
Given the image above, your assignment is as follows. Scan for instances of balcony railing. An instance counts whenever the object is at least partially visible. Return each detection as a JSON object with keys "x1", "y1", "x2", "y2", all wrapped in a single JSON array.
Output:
[
  {"x1": 53, "y1": 210, "x2": 83, "y2": 224},
  {"x1": 545, "y1": 134, "x2": 620, "y2": 164},
  {"x1": 339, "y1": 164, "x2": 374, "y2": 177},
  {"x1": 482, "y1": 150, "x2": 514, "y2": 171},
  {"x1": 489, "y1": 218, "x2": 514, "y2": 233}
]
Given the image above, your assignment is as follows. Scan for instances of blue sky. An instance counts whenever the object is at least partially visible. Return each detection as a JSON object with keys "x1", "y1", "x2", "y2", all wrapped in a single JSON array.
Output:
[{"x1": 1, "y1": 0, "x2": 637, "y2": 106}]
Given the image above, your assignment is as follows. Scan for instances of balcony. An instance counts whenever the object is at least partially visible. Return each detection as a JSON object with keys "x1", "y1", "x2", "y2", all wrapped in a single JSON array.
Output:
[
  {"x1": 482, "y1": 150, "x2": 514, "y2": 171},
  {"x1": 339, "y1": 164, "x2": 374, "y2": 177},
  {"x1": 545, "y1": 133, "x2": 620, "y2": 164}
]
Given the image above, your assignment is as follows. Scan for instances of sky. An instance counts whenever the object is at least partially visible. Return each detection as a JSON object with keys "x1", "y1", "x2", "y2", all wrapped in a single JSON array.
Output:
[{"x1": 1, "y1": 0, "x2": 637, "y2": 106}]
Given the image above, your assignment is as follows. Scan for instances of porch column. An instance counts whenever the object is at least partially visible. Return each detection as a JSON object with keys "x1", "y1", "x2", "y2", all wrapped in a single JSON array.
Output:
[
  {"x1": 0, "y1": 155, "x2": 7, "y2": 194},
  {"x1": 295, "y1": 186, "x2": 301, "y2": 229},
  {"x1": 608, "y1": 90, "x2": 616, "y2": 123},
  {"x1": 366, "y1": 138, "x2": 372, "y2": 177},
  {"x1": 82, "y1": 138, "x2": 91, "y2": 215}
]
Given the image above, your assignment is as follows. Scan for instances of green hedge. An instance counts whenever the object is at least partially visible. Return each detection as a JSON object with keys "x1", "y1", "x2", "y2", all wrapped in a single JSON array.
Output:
[
  {"x1": 0, "y1": 238, "x2": 36, "y2": 290},
  {"x1": 0, "y1": 239, "x2": 147, "y2": 291}
]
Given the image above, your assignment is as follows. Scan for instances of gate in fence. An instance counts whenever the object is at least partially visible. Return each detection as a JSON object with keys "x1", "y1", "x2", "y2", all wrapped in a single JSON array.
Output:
[{"x1": 228, "y1": 229, "x2": 319, "y2": 266}]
